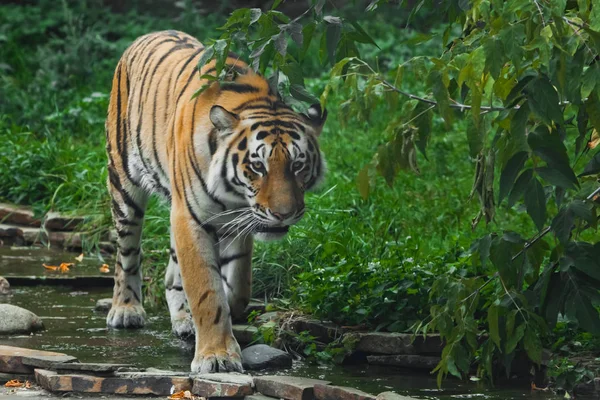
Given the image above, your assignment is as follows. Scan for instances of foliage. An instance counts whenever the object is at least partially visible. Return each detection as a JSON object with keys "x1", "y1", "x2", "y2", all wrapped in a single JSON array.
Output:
[{"x1": 204, "y1": 0, "x2": 600, "y2": 389}]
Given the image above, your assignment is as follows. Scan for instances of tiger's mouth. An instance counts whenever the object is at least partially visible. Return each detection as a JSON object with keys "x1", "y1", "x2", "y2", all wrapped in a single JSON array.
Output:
[{"x1": 253, "y1": 225, "x2": 290, "y2": 234}]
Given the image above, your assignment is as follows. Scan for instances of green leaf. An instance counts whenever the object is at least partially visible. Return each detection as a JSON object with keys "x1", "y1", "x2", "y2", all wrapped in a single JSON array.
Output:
[
  {"x1": 488, "y1": 304, "x2": 501, "y2": 348},
  {"x1": 466, "y1": 118, "x2": 483, "y2": 158},
  {"x1": 523, "y1": 76, "x2": 564, "y2": 125},
  {"x1": 197, "y1": 46, "x2": 215, "y2": 72},
  {"x1": 524, "y1": 178, "x2": 547, "y2": 231},
  {"x1": 324, "y1": 17, "x2": 342, "y2": 65},
  {"x1": 505, "y1": 75, "x2": 534, "y2": 107},
  {"x1": 569, "y1": 199, "x2": 594, "y2": 224},
  {"x1": 581, "y1": 64, "x2": 600, "y2": 99},
  {"x1": 357, "y1": 165, "x2": 370, "y2": 200},
  {"x1": 551, "y1": 206, "x2": 574, "y2": 245},
  {"x1": 274, "y1": 32, "x2": 287, "y2": 57},
  {"x1": 580, "y1": 151, "x2": 600, "y2": 177},
  {"x1": 412, "y1": 102, "x2": 433, "y2": 157},
  {"x1": 501, "y1": 24, "x2": 525, "y2": 70},
  {"x1": 528, "y1": 127, "x2": 578, "y2": 189},
  {"x1": 348, "y1": 19, "x2": 379, "y2": 48},
  {"x1": 523, "y1": 326, "x2": 542, "y2": 364},
  {"x1": 508, "y1": 168, "x2": 533, "y2": 207},
  {"x1": 537, "y1": 166, "x2": 578, "y2": 190},
  {"x1": 591, "y1": 2, "x2": 600, "y2": 32},
  {"x1": 290, "y1": 84, "x2": 319, "y2": 104},
  {"x1": 429, "y1": 70, "x2": 453, "y2": 125},
  {"x1": 300, "y1": 22, "x2": 316, "y2": 61},
  {"x1": 499, "y1": 151, "x2": 528, "y2": 203},
  {"x1": 510, "y1": 102, "x2": 530, "y2": 152},
  {"x1": 505, "y1": 323, "x2": 526, "y2": 354},
  {"x1": 483, "y1": 36, "x2": 505, "y2": 79}
]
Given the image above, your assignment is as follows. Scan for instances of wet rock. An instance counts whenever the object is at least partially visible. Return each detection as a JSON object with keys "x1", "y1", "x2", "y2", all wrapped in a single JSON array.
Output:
[
  {"x1": 291, "y1": 319, "x2": 341, "y2": 344},
  {"x1": 99, "y1": 241, "x2": 116, "y2": 254},
  {"x1": 245, "y1": 395, "x2": 277, "y2": 400},
  {"x1": 0, "y1": 276, "x2": 10, "y2": 295},
  {"x1": 193, "y1": 372, "x2": 254, "y2": 397},
  {"x1": 51, "y1": 362, "x2": 132, "y2": 374},
  {"x1": 376, "y1": 391, "x2": 419, "y2": 400},
  {"x1": 43, "y1": 212, "x2": 85, "y2": 232},
  {"x1": 242, "y1": 344, "x2": 293, "y2": 370},
  {"x1": 254, "y1": 375, "x2": 331, "y2": 400},
  {"x1": 366, "y1": 354, "x2": 440, "y2": 370},
  {"x1": 0, "y1": 305, "x2": 44, "y2": 335},
  {"x1": 0, "y1": 372, "x2": 34, "y2": 383},
  {"x1": 574, "y1": 377, "x2": 600, "y2": 398},
  {"x1": 233, "y1": 324, "x2": 258, "y2": 344},
  {"x1": 246, "y1": 299, "x2": 267, "y2": 315},
  {"x1": 0, "y1": 204, "x2": 40, "y2": 227},
  {"x1": 0, "y1": 345, "x2": 76, "y2": 374},
  {"x1": 352, "y1": 332, "x2": 443, "y2": 355},
  {"x1": 46, "y1": 231, "x2": 83, "y2": 250},
  {"x1": 0, "y1": 224, "x2": 24, "y2": 242},
  {"x1": 95, "y1": 298, "x2": 113, "y2": 312},
  {"x1": 314, "y1": 384, "x2": 375, "y2": 400},
  {"x1": 34, "y1": 368, "x2": 191, "y2": 395}
]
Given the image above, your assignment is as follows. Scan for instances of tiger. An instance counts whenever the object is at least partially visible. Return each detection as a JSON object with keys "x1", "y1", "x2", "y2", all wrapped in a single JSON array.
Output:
[{"x1": 104, "y1": 30, "x2": 327, "y2": 373}]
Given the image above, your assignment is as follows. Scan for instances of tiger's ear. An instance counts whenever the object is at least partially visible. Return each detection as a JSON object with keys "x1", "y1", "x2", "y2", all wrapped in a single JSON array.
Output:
[
  {"x1": 210, "y1": 105, "x2": 239, "y2": 134},
  {"x1": 306, "y1": 103, "x2": 327, "y2": 136}
]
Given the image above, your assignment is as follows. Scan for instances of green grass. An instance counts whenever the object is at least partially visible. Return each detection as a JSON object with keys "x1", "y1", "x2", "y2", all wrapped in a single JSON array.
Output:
[{"x1": 0, "y1": 1, "x2": 535, "y2": 331}]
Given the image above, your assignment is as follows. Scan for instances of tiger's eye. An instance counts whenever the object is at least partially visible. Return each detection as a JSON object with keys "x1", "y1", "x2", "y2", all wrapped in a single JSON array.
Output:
[
  {"x1": 251, "y1": 161, "x2": 265, "y2": 173},
  {"x1": 292, "y1": 161, "x2": 304, "y2": 172}
]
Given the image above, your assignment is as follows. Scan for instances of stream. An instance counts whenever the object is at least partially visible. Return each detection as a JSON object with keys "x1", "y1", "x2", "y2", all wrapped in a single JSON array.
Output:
[{"x1": 0, "y1": 246, "x2": 561, "y2": 399}]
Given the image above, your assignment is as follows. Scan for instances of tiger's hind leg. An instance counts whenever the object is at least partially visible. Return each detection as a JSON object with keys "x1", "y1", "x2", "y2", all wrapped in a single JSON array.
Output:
[
  {"x1": 165, "y1": 229, "x2": 194, "y2": 338},
  {"x1": 218, "y1": 234, "x2": 253, "y2": 321},
  {"x1": 106, "y1": 171, "x2": 149, "y2": 329}
]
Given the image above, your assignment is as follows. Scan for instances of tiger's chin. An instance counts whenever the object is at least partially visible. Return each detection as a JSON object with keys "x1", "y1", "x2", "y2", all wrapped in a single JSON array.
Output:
[{"x1": 252, "y1": 225, "x2": 289, "y2": 242}]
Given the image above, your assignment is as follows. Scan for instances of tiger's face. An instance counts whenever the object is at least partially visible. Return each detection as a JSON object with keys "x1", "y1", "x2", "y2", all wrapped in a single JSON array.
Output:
[{"x1": 208, "y1": 103, "x2": 327, "y2": 241}]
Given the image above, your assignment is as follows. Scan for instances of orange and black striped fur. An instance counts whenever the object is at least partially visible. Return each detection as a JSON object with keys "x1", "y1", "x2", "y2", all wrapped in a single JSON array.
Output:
[{"x1": 105, "y1": 31, "x2": 327, "y2": 373}]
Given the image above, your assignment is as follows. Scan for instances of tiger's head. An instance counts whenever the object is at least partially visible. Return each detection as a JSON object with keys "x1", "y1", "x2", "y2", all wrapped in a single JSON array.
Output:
[{"x1": 207, "y1": 96, "x2": 327, "y2": 241}]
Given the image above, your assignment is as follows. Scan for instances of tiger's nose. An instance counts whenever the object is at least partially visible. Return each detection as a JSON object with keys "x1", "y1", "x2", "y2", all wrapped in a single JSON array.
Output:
[{"x1": 270, "y1": 210, "x2": 295, "y2": 221}]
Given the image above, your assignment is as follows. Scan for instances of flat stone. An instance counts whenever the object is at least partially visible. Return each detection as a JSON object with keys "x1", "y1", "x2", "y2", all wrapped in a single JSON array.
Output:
[
  {"x1": 353, "y1": 333, "x2": 443, "y2": 355},
  {"x1": 193, "y1": 372, "x2": 254, "y2": 397},
  {"x1": 0, "y1": 276, "x2": 10, "y2": 295},
  {"x1": 20, "y1": 355, "x2": 79, "y2": 370},
  {"x1": 376, "y1": 391, "x2": 419, "y2": 400},
  {"x1": 46, "y1": 231, "x2": 83, "y2": 250},
  {"x1": 246, "y1": 300, "x2": 267, "y2": 314},
  {"x1": 95, "y1": 298, "x2": 113, "y2": 312},
  {"x1": 34, "y1": 368, "x2": 191, "y2": 395},
  {"x1": 0, "y1": 224, "x2": 23, "y2": 239},
  {"x1": 0, "y1": 204, "x2": 40, "y2": 227},
  {"x1": 291, "y1": 319, "x2": 342, "y2": 344},
  {"x1": 242, "y1": 344, "x2": 292, "y2": 370},
  {"x1": 254, "y1": 376, "x2": 331, "y2": 400},
  {"x1": 0, "y1": 346, "x2": 77, "y2": 374},
  {"x1": 43, "y1": 212, "x2": 85, "y2": 232},
  {"x1": 366, "y1": 354, "x2": 440, "y2": 370},
  {"x1": 51, "y1": 362, "x2": 132, "y2": 373},
  {"x1": 119, "y1": 369, "x2": 184, "y2": 377},
  {"x1": 0, "y1": 305, "x2": 44, "y2": 335},
  {"x1": 233, "y1": 324, "x2": 258, "y2": 344},
  {"x1": 245, "y1": 395, "x2": 278, "y2": 400},
  {"x1": 314, "y1": 384, "x2": 375, "y2": 400}
]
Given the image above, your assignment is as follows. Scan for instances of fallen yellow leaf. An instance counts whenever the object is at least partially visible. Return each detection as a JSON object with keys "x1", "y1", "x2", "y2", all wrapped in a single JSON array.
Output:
[
  {"x1": 4, "y1": 379, "x2": 24, "y2": 388},
  {"x1": 588, "y1": 129, "x2": 600, "y2": 150},
  {"x1": 58, "y1": 263, "x2": 73, "y2": 273},
  {"x1": 24, "y1": 381, "x2": 32, "y2": 389},
  {"x1": 168, "y1": 390, "x2": 196, "y2": 399},
  {"x1": 75, "y1": 253, "x2": 84, "y2": 262},
  {"x1": 99, "y1": 264, "x2": 110, "y2": 273},
  {"x1": 43, "y1": 264, "x2": 58, "y2": 271}
]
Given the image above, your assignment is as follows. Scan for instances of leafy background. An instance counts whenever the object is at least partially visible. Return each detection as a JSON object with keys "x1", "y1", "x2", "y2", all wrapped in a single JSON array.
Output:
[{"x1": 0, "y1": 0, "x2": 599, "y2": 393}]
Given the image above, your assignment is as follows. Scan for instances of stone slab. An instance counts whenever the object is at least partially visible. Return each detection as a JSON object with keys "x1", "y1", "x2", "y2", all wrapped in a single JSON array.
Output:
[
  {"x1": 51, "y1": 362, "x2": 132, "y2": 373},
  {"x1": 353, "y1": 333, "x2": 443, "y2": 355},
  {"x1": 245, "y1": 395, "x2": 278, "y2": 400},
  {"x1": 0, "y1": 346, "x2": 77, "y2": 374},
  {"x1": 292, "y1": 319, "x2": 342, "y2": 344},
  {"x1": 314, "y1": 384, "x2": 375, "y2": 400},
  {"x1": 43, "y1": 212, "x2": 84, "y2": 232},
  {"x1": 34, "y1": 368, "x2": 191, "y2": 395},
  {"x1": 366, "y1": 354, "x2": 440, "y2": 370},
  {"x1": 0, "y1": 372, "x2": 35, "y2": 383},
  {"x1": 254, "y1": 376, "x2": 331, "y2": 400},
  {"x1": 0, "y1": 204, "x2": 40, "y2": 227},
  {"x1": 233, "y1": 324, "x2": 258, "y2": 344},
  {"x1": 376, "y1": 391, "x2": 419, "y2": 400},
  {"x1": 193, "y1": 372, "x2": 254, "y2": 397}
]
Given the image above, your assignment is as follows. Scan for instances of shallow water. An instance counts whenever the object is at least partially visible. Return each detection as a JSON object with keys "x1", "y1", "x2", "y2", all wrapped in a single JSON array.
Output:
[{"x1": 0, "y1": 247, "x2": 561, "y2": 399}]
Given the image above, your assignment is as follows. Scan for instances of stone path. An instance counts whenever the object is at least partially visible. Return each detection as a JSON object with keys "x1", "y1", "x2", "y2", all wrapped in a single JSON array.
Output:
[{"x1": 0, "y1": 345, "x2": 420, "y2": 400}]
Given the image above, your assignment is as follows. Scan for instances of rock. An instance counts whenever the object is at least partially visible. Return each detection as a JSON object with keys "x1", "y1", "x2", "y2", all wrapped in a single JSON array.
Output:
[
  {"x1": 257, "y1": 311, "x2": 281, "y2": 323},
  {"x1": 254, "y1": 376, "x2": 331, "y2": 400},
  {"x1": 314, "y1": 384, "x2": 375, "y2": 400},
  {"x1": 43, "y1": 212, "x2": 85, "y2": 232},
  {"x1": 99, "y1": 241, "x2": 116, "y2": 254},
  {"x1": 245, "y1": 395, "x2": 277, "y2": 400},
  {"x1": 51, "y1": 362, "x2": 132, "y2": 374},
  {"x1": 242, "y1": 344, "x2": 293, "y2": 370},
  {"x1": 0, "y1": 204, "x2": 40, "y2": 227},
  {"x1": 0, "y1": 305, "x2": 44, "y2": 335},
  {"x1": 0, "y1": 224, "x2": 23, "y2": 241},
  {"x1": 0, "y1": 276, "x2": 10, "y2": 295},
  {"x1": 233, "y1": 324, "x2": 259, "y2": 344},
  {"x1": 0, "y1": 372, "x2": 34, "y2": 383},
  {"x1": 0, "y1": 345, "x2": 76, "y2": 374},
  {"x1": 246, "y1": 299, "x2": 267, "y2": 315},
  {"x1": 46, "y1": 231, "x2": 83, "y2": 250},
  {"x1": 192, "y1": 372, "x2": 254, "y2": 397},
  {"x1": 574, "y1": 377, "x2": 600, "y2": 398},
  {"x1": 375, "y1": 391, "x2": 419, "y2": 400},
  {"x1": 95, "y1": 298, "x2": 113, "y2": 312},
  {"x1": 366, "y1": 355, "x2": 440, "y2": 370},
  {"x1": 291, "y1": 319, "x2": 341, "y2": 344},
  {"x1": 352, "y1": 333, "x2": 443, "y2": 355},
  {"x1": 34, "y1": 368, "x2": 191, "y2": 395}
]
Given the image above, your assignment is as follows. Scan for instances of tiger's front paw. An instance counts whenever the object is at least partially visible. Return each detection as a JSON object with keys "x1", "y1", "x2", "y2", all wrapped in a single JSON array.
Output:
[
  {"x1": 172, "y1": 314, "x2": 195, "y2": 339},
  {"x1": 107, "y1": 304, "x2": 146, "y2": 329},
  {"x1": 191, "y1": 351, "x2": 243, "y2": 374}
]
